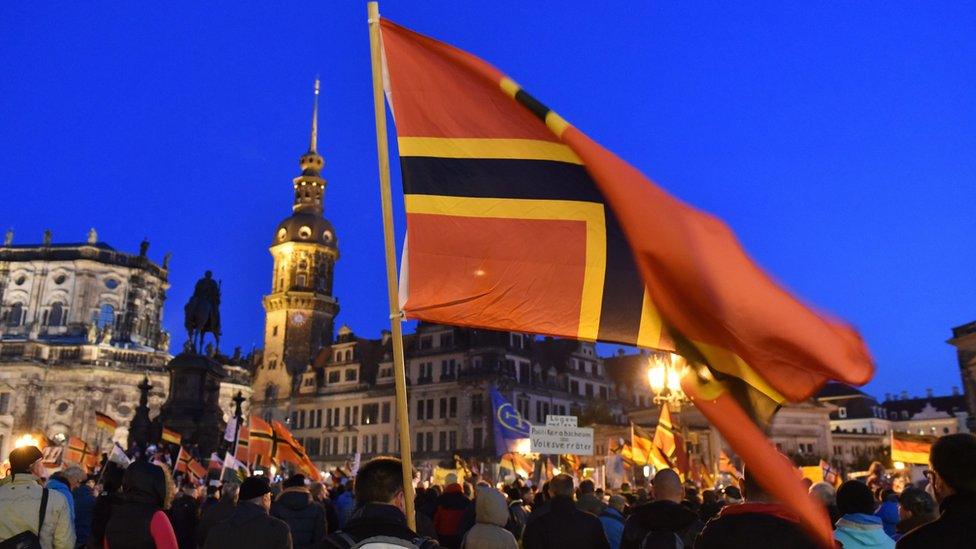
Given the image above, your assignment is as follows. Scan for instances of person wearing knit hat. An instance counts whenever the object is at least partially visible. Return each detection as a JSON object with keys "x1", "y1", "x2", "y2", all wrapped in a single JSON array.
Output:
[
  {"x1": 203, "y1": 475, "x2": 291, "y2": 549},
  {"x1": 0, "y1": 446, "x2": 76, "y2": 549}
]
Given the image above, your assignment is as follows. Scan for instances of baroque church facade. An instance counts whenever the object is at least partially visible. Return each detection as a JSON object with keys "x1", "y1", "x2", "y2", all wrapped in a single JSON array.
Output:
[{"x1": 0, "y1": 233, "x2": 251, "y2": 462}]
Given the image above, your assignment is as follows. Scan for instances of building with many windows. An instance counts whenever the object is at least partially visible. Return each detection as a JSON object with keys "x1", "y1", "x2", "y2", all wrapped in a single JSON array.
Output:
[{"x1": 0, "y1": 232, "x2": 252, "y2": 461}]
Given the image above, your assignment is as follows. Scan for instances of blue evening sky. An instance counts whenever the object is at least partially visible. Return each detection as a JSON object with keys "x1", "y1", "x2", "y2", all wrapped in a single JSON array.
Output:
[{"x1": 1, "y1": 2, "x2": 973, "y2": 399}]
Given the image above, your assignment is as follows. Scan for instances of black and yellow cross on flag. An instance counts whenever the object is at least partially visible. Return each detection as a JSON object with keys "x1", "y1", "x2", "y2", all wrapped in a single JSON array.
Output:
[{"x1": 376, "y1": 13, "x2": 876, "y2": 547}]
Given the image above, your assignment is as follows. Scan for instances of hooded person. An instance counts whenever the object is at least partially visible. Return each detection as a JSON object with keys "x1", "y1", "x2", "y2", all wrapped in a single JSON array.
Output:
[
  {"x1": 105, "y1": 461, "x2": 179, "y2": 549},
  {"x1": 203, "y1": 475, "x2": 291, "y2": 549},
  {"x1": 460, "y1": 486, "x2": 517, "y2": 549},
  {"x1": 0, "y1": 446, "x2": 76, "y2": 549},
  {"x1": 620, "y1": 469, "x2": 701, "y2": 549},
  {"x1": 270, "y1": 474, "x2": 329, "y2": 549},
  {"x1": 833, "y1": 480, "x2": 894, "y2": 549}
]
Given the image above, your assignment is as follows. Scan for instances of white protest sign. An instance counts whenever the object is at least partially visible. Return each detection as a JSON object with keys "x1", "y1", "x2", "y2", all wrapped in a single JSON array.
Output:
[
  {"x1": 546, "y1": 415, "x2": 578, "y2": 427},
  {"x1": 530, "y1": 425, "x2": 594, "y2": 455}
]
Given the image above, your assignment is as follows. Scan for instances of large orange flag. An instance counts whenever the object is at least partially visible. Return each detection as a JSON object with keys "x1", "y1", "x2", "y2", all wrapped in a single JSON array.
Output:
[
  {"x1": 248, "y1": 416, "x2": 275, "y2": 468},
  {"x1": 271, "y1": 421, "x2": 321, "y2": 479},
  {"x1": 377, "y1": 14, "x2": 874, "y2": 547}
]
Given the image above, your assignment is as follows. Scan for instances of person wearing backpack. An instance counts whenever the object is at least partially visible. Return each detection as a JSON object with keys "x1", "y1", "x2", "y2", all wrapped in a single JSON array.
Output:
[
  {"x1": 317, "y1": 457, "x2": 441, "y2": 549},
  {"x1": 0, "y1": 445, "x2": 76, "y2": 549}
]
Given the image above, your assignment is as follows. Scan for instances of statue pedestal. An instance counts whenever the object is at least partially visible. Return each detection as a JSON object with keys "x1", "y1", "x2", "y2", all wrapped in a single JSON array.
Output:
[{"x1": 154, "y1": 353, "x2": 227, "y2": 457}]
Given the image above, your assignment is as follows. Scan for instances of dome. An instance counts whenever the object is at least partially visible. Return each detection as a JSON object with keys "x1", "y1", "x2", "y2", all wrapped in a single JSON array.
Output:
[{"x1": 273, "y1": 212, "x2": 338, "y2": 249}]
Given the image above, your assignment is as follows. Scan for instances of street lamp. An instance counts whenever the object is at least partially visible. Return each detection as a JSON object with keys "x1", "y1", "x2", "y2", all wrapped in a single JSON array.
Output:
[{"x1": 647, "y1": 353, "x2": 688, "y2": 410}]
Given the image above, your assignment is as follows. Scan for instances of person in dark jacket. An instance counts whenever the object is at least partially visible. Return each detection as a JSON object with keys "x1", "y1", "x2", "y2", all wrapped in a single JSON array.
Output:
[
  {"x1": 105, "y1": 461, "x2": 180, "y2": 549},
  {"x1": 73, "y1": 477, "x2": 97, "y2": 548},
  {"x1": 893, "y1": 487, "x2": 936, "y2": 541},
  {"x1": 204, "y1": 476, "x2": 291, "y2": 549},
  {"x1": 433, "y1": 481, "x2": 469, "y2": 548},
  {"x1": 521, "y1": 474, "x2": 610, "y2": 549},
  {"x1": 695, "y1": 470, "x2": 818, "y2": 549},
  {"x1": 699, "y1": 489, "x2": 726, "y2": 523},
  {"x1": 576, "y1": 479, "x2": 605, "y2": 517},
  {"x1": 620, "y1": 469, "x2": 701, "y2": 549},
  {"x1": 309, "y1": 483, "x2": 339, "y2": 535},
  {"x1": 503, "y1": 486, "x2": 528, "y2": 540},
  {"x1": 196, "y1": 483, "x2": 238, "y2": 547},
  {"x1": 270, "y1": 475, "x2": 329, "y2": 549},
  {"x1": 896, "y1": 433, "x2": 976, "y2": 549},
  {"x1": 200, "y1": 486, "x2": 219, "y2": 515},
  {"x1": 317, "y1": 457, "x2": 441, "y2": 548},
  {"x1": 167, "y1": 482, "x2": 200, "y2": 549},
  {"x1": 89, "y1": 461, "x2": 125, "y2": 548}
]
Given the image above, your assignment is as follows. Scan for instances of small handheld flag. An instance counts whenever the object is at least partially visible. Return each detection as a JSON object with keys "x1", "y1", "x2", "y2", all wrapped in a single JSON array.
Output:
[
  {"x1": 95, "y1": 412, "x2": 118, "y2": 433},
  {"x1": 161, "y1": 427, "x2": 182, "y2": 446}
]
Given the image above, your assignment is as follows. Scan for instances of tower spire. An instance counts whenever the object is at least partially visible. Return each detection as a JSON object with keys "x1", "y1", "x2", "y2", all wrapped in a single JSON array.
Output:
[{"x1": 310, "y1": 77, "x2": 320, "y2": 153}]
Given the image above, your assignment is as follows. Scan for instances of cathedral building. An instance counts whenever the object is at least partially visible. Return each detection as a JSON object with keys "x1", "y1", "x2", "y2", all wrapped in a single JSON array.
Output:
[{"x1": 0, "y1": 231, "x2": 251, "y2": 462}]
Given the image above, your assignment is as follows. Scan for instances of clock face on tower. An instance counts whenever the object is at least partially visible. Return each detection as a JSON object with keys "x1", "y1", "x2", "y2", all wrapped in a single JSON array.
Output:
[{"x1": 291, "y1": 312, "x2": 306, "y2": 326}]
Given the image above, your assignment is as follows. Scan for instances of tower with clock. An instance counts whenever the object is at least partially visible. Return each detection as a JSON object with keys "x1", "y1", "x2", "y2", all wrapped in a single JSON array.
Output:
[{"x1": 254, "y1": 79, "x2": 340, "y2": 406}]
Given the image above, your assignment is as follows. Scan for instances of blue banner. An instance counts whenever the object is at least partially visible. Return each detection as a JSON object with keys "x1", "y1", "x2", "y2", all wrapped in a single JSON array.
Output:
[{"x1": 490, "y1": 386, "x2": 532, "y2": 456}]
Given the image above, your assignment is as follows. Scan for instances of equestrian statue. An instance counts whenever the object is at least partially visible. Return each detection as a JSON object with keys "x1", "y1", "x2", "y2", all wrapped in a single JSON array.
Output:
[{"x1": 184, "y1": 270, "x2": 221, "y2": 354}]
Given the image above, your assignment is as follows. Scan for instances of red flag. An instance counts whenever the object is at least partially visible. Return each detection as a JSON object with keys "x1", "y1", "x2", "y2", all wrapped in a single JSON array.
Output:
[
  {"x1": 375, "y1": 16, "x2": 878, "y2": 546},
  {"x1": 248, "y1": 416, "x2": 275, "y2": 468}
]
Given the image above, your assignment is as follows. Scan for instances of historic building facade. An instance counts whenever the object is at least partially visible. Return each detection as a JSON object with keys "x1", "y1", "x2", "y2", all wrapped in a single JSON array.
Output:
[{"x1": 0, "y1": 232, "x2": 251, "y2": 462}]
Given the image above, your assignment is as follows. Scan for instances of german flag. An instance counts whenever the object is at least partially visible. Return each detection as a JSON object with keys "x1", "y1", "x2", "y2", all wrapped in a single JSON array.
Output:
[
  {"x1": 892, "y1": 432, "x2": 934, "y2": 465},
  {"x1": 95, "y1": 412, "x2": 117, "y2": 434},
  {"x1": 161, "y1": 427, "x2": 182, "y2": 446},
  {"x1": 376, "y1": 13, "x2": 876, "y2": 546}
]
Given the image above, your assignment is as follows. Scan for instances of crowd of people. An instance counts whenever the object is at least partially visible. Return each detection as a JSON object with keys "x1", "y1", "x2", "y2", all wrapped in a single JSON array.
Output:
[{"x1": 0, "y1": 432, "x2": 973, "y2": 548}]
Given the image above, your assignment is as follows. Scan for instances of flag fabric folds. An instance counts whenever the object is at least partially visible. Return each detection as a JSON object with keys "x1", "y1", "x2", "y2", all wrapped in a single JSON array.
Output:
[
  {"x1": 108, "y1": 443, "x2": 131, "y2": 468},
  {"x1": 719, "y1": 450, "x2": 743, "y2": 481},
  {"x1": 208, "y1": 453, "x2": 223, "y2": 475},
  {"x1": 891, "y1": 432, "x2": 934, "y2": 465},
  {"x1": 377, "y1": 16, "x2": 877, "y2": 546},
  {"x1": 630, "y1": 423, "x2": 656, "y2": 468},
  {"x1": 236, "y1": 425, "x2": 250, "y2": 464},
  {"x1": 161, "y1": 427, "x2": 182, "y2": 446},
  {"x1": 820, "y1": 459, "x2": 841, "y2": 487},
  {"x1": 272, "y1": 420, "x2": 321, "y2": 479},
  {"x1": 176, "y1": 447, "x2": 206, "y2": 481},
  {"x1": 95, "y1": 412, "x2": 118, "y2": 433},
  {"x1": 248, "y1": 416, "x2": 275, "y2": 467},
  {"x1": 65, "y1": 437, "x2": 98, "y2": 473},
  {"x1": 222, "y1": 452, "x2": 249, "y2": 483},
  {"x1": 489, "y1": 386, "x2": 531, "y2": 456}
]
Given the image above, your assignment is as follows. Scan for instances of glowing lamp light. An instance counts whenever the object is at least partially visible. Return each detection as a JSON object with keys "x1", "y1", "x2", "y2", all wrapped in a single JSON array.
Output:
[
  {"x1": 13, "y1": 434, "x2": 40, "y2": 450},
  {"x1": 269, "y1": 465, "x2": 278, "y2": 477},
  {"x1": 513, "y1": 438, "x2": 532, "y2": 455},
  {"x1": 647, "y1": 362, "x2": 667, "y2": 393},
  {"x1": 893, "y1": 462, "x2": 906, "y2": 470},
  {"x1": 643, "y1": 465, "x2": 651, "y2": 478}
]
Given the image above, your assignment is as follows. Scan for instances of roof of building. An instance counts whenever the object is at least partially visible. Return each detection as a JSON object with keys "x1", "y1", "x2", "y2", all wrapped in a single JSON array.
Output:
[
  {"x1": 881, "y1": 394, "x2": 968, "y2": 417},
  {"x1": 0, "y1": 241, "x2": 167, "y2": 278}
]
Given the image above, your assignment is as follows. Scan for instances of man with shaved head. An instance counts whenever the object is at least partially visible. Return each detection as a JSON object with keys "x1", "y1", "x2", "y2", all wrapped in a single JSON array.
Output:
[{"x1": 620, "y1": 469, "x2": 701, "y2": 549}]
